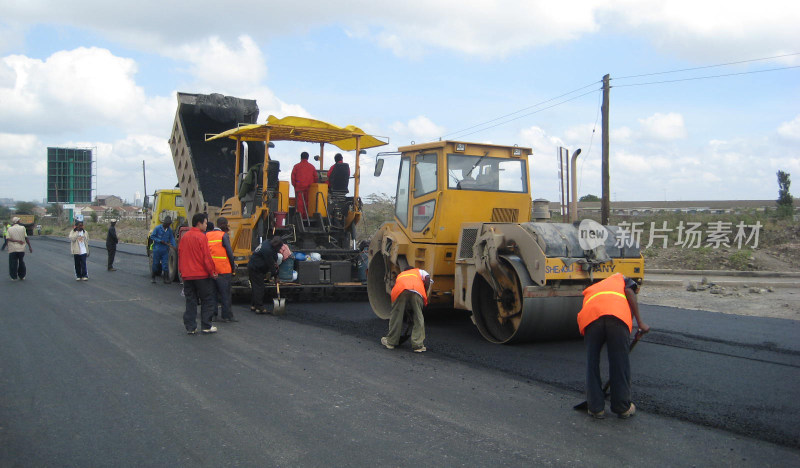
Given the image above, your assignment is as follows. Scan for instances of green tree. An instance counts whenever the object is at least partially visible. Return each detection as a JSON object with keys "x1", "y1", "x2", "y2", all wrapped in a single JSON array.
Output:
[
  {"x1": 90, "y1": 212, "x2": 98, "y2": 223},
  {"x1": 14, "y1": 201, "x2": 36, "y2": 214},
  {"x1": 579, "y1": 194, "x2": 601, "y2": 202},
  {"x1": 0, "y1": 205, "x2": 10, "y2": 220},
  {"x1": 777, "y1": 170, "x2": 793, "y2": 218},
  {"x1": 360, "y1": 193, "x2": 396, "y2": 240},
  {"x1": 47, "y1": 203, "x2": 64, "y2": 219}
]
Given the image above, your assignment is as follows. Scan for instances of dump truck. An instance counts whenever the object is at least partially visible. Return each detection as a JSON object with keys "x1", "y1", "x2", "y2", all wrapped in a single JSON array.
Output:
[
  {"x1": 14, "y1": 214, "x2": 36, "y2": 235},
  {"x1": 168, "y1": 92, "x2": 388, "y2": 296},
  {"x1": 144, "y1": 188, "x2": 187, "y2": 281},
  {"x1": 367, "y1": 140, "x2": 644, "y2": 343}
]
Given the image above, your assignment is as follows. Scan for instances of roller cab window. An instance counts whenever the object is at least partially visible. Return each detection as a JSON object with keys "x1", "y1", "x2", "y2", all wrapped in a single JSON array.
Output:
[
  {"x1": 413, "y1": 153, "x2": 438, "y2": 197},
  {"x1": 395, "y1": 157, "x2": 410, "y2": 227},
  {"x1": 447, "y1": 154, "x2": 527, "y2": 193}
]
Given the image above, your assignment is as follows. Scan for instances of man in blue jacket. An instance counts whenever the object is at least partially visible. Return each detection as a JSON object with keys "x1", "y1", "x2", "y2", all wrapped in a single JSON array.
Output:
[{"x1": 150, "y1": 216, "x2": 177, "y2": 284}]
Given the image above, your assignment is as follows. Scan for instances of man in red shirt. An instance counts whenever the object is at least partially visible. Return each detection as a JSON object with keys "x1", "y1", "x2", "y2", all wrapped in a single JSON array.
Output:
[
  {"x1": 291, "y1": 151, "x2": 318, "y2": 218},
  {"x1": 178, "y1": 212, "x2": 218, "y2": 334}
]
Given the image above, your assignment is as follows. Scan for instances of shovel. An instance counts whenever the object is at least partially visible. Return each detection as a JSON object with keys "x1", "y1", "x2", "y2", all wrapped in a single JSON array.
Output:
[
  {"x1": 272, "y1": 281, "x2": 287, "y2": 315},
  {"x1": 573, "y1": 329, "x2": 645, "y2": 411}
]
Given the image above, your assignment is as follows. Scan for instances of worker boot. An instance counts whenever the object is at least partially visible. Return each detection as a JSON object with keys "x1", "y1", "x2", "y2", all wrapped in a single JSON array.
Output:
[
  {"x1": 151, "y1": 273, "x2": 157, "y2": 284},
  {"x1": 163, "y1": 272, "x2": 171, "y2": 284}
]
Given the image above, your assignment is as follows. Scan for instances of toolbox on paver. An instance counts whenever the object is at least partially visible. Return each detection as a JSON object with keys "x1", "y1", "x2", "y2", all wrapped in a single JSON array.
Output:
[
  {"x1": 296, "y1": 261, "x2": 320, "y2": 284},
  {"x1": 329, "y1": 261, "x2": 350, "y2": 283}
]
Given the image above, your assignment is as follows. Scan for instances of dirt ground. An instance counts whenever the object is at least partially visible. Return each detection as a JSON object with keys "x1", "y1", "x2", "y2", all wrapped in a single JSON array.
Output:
[
  {"x1": 641, "y1": 240, "x2": 800, "y2": 321},
  {"x1": 639, "y1": 281, "x2": 800, "y2": 321}
]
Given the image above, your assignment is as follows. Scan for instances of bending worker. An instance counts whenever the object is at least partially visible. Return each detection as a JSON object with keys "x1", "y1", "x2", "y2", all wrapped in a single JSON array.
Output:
[
  {"x1": 150, "y1": 216, "x2": 176, "y2": 284},
  {"x1": 380, "y1": 266, "x2": 431, "y2": 353},
  {"x1": 577, "y1": 272, "x2": 650, "y2": 419},
  {"x1": 290, "y1": 152, "x2": 318, "y2": 219}
]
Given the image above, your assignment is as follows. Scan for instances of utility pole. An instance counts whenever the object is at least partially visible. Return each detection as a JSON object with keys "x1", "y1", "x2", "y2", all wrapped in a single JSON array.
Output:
[{"x1": 601, "y1": 74, "x2": 610, "y2": 225}]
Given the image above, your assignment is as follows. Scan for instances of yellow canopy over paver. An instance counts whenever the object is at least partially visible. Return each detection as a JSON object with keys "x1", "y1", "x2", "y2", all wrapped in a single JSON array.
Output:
[{"x1": 206, "y1": 115, "x2": 388, "y2": 151}]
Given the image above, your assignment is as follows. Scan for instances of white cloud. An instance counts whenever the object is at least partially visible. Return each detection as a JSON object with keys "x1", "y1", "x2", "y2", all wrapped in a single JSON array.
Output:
[
  {"x1": 391, "y1": 116, "x2": 445, "y2": 142},
  {"x1": 520, "y1": 125, "x2": 564, "y2": 157},
  {"x1": 604, "y1": 0, "x2": 800, "y2": 62},
  {"x1": 638, "y1": 112, "x2": 687, "y2": 141},
  {"x1": 169, "y1": 36, "x2": 267, "y2": 92},
  {"x1": 611, "y1": 126, "x2": 634, "y2": 144},
  {"x1": 4, "y1": 1, "x2": 799, "y2": 61},
  {"x1": 0, "y1": 133, "x2": 41, "y2": 174},
  {"x1": 0, "y1": 47, "x2": 166, "y2": 135},
  {"x1": 777, "y1": 115, "x2": 800, "y2": 140}
]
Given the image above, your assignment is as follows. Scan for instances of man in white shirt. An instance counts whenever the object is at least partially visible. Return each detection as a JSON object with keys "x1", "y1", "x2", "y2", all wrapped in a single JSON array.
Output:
[{"x1": 6, "y1": 217, "x2": 32, "y2": 281}]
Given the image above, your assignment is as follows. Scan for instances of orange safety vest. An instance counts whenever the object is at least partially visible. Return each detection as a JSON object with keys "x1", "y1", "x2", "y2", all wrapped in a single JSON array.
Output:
[
  {"x1": 391, "y1": 269, "x2": 428, "y2": 306},
  {"x1": 206, "y1": 230, "x2": 232, "y2": 274},
  {"x1": 576, "y1": 273, "x2": 633, "y2": 335}
]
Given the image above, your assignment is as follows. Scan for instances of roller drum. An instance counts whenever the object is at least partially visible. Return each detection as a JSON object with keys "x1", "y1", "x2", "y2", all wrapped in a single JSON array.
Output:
[
  {"x1": 472, "y1": 255, "x2": 582, "y2": 344},
  {"x1": 367, "y1": 253, "x2": 393, "y2": 320}
]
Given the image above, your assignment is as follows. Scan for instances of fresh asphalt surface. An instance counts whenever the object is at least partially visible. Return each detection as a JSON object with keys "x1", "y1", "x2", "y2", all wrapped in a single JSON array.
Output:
[{"x1": 2, "y1": 237, "x2": 799, "y2": 466}]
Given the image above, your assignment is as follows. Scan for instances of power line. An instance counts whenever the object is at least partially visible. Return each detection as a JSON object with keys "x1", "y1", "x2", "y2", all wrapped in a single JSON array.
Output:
[
  {"x1": 440, "y1": 80, "x2": 600, "y2": 140},
  {"x1": 447, "y1": 88, "x2": 601, "y2": 140},
  {"x1": 411, "y1": 53, "x2": 800, "y2": 146},
  {"x1": 615, "y1": 52, "x2": 800, "y2": 80},
  {"x1": 614, "y1": 64, "x2": 800, "y2": 88}
]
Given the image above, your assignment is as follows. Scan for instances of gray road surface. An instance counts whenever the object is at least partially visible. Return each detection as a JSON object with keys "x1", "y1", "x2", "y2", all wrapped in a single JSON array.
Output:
[{"x1": 1, "y1": 238, "x2": 799, "y2": 467}]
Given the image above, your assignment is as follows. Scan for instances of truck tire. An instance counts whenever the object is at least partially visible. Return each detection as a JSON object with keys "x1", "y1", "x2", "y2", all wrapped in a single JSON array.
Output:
[{"x1": 168, "y1": 248, "x2": 178, "y2": 283}]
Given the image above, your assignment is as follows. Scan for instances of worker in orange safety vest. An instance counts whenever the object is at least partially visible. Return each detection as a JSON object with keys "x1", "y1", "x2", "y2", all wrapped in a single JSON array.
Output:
[
  {"x1": 577, "y1": 272, "x2": 650, "y2": 419},
  {"x1": 380, "y1": 267, "x2": 432, "y2": 353},
  {"x1": 207, "y1": 217, "x2": 237, "y2": 323}
]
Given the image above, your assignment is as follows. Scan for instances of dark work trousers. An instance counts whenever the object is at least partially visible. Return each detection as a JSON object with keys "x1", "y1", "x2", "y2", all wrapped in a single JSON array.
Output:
[
  {"x1": 248, "y1": 267, "x2": 267, "y2": 310},
  {"x1": 212, "y1": 273, "x2": 233, "y2": 319},
  {"x1": 183, "y1": 278, "x2": 215, "y2": 332},
  {"x1": 9, "y1": 252, "x2": 26, "y2": 279},
  {"x1": 107, "y1": 244, "x2": 117, "y2": 269},
  {"x1": 584, "y1": 315, "x2": 632, "y2": 415},
  {"x1": 73, "y1": 254, "x2": 88, "y2": 279}
]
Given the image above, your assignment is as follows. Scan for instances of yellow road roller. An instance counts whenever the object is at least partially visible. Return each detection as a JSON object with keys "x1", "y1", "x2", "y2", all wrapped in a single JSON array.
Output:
[{"x1": 368, "y1": 140, "x2": 644, "y2": 343}]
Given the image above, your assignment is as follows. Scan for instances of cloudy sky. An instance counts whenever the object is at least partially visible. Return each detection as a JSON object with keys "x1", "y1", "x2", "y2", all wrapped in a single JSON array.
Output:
[{"x1": 1, "y1": 0, "x2": 799, "y2": 205}]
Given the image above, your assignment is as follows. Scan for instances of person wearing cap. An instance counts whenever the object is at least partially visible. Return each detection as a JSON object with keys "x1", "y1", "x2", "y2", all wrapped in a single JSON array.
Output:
[
  {"x1": 326, "y1": 153, "x2": 350, "y2": 193},
  {"x1": 577, "y1": 272, "x2": 650, "y2": 419},
  {"x1": 207, "y1": 217, "x2": 237, "y2": 322},
  {"x1": 69, "y1": 220, "x2": 90, "y2": 281},
  {"x1": 106, "y1": 219, "x2": 119, "y2": 271},
  {"x1": 290, "y1": 151, "x2": 318, "y2": 219},
  {"x1": 6, "y1": 217, "x2": 32, "y2": 281},
  {"x1": 380, "y1": 266, "x2": 432, "y2": 353},
  {"x1": 150, "y1": 216, "x2": 176, "y2": 284}
]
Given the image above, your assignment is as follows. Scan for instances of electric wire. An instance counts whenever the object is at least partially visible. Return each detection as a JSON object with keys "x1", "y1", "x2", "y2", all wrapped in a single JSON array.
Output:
[
  {"x1": 439, "y1": 80, "x2": 601, "y2": 141},
  {"x1": 447, "y1": 88, "x2": 600, "y2": 140},
  {"x1": 614, "y1": 65, "x2": 800, "y2": 88},
  {"x1": 614, "y1": 52, "x2": 800, "y2": 80}
]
